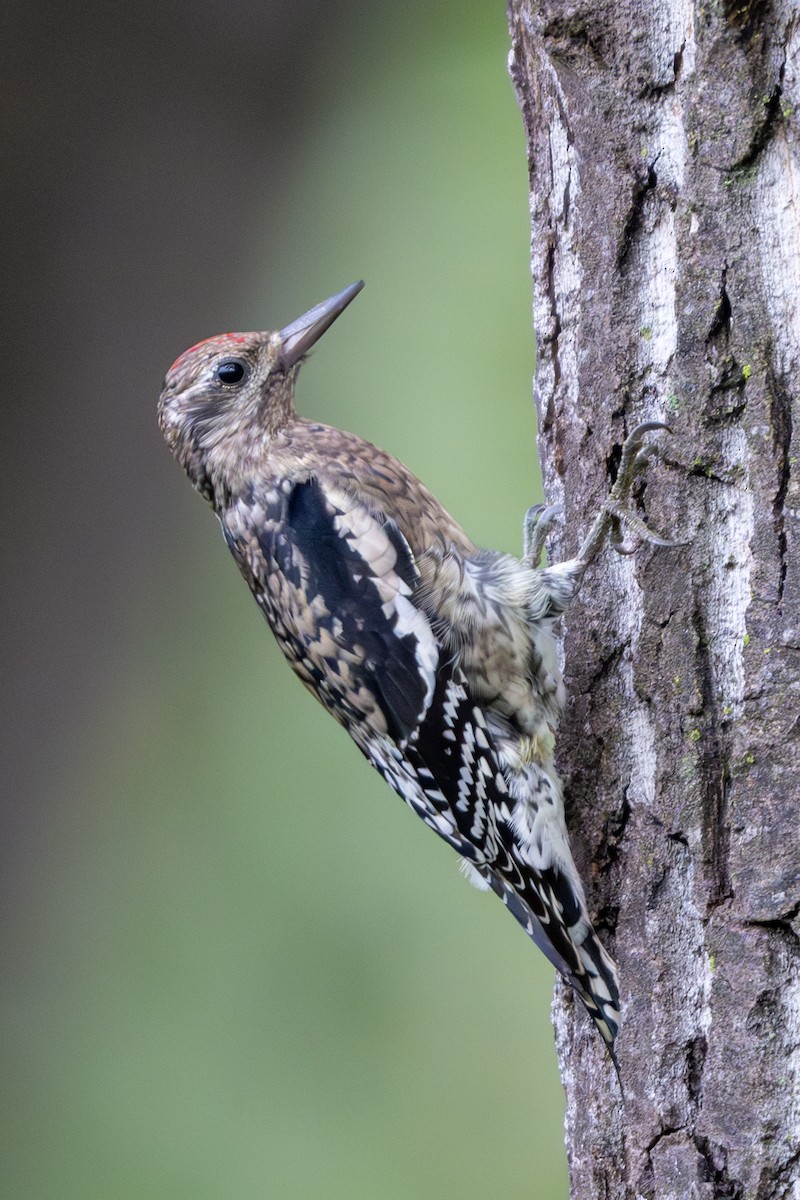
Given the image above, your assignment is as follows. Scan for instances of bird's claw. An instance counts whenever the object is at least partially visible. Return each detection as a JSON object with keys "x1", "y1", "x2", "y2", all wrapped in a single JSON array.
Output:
[
  {"x1": 606, "y1": 500, "x2": 682, "y2": 554},
  {"x1": 577, "y1": 421, "x2": 677, "y2": 569},
  {"x1": 616, "y1": 421, "x2": 672, "y2": 492},
  {"x1": 523, "y1": 502, "x2": 564, "y2": 565}
]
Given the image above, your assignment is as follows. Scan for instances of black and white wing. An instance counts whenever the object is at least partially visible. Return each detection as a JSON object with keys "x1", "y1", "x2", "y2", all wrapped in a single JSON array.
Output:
[
  {"x1": 224, "y1": 477, "x2": 506, "y2": 862},
  {"x1": 222, "y1": 477, "x2": 619, "y2": 1044}
]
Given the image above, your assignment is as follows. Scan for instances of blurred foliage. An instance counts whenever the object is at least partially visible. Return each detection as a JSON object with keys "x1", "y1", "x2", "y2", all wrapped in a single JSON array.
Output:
[{"x1": 4, "y1": 2, "x2": 569, "y2": 1197}]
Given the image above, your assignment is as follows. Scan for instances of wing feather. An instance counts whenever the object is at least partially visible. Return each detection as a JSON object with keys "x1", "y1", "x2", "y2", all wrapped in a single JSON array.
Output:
[
  {"x1": 224, "y1": 477, "x2": 619, "y2": 1042},
  {"x1": 255, "y1": 478, "x2": 437, "y2": 744}
]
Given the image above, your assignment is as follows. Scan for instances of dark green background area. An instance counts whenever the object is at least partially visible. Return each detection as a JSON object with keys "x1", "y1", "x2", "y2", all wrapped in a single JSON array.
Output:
[{"x1": 4, "y1": 1, "x2": 566, "y2": 1195}]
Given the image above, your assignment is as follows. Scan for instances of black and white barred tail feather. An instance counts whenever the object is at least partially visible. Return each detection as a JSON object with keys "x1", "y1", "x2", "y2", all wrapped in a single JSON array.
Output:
[{"x1": 486, "y1": 866, "x2": 619, "y2": 1045}]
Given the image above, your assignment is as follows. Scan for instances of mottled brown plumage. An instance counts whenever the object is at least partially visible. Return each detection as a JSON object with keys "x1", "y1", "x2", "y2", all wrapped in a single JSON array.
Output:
[{"x1": 158, "y1": 282, "x2": 671, "y2": 1050}]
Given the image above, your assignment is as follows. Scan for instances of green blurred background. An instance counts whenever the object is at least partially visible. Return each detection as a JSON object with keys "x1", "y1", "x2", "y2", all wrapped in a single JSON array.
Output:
[{"x1": 4, "y1": 1, "x2": 567, "y2": 1195}]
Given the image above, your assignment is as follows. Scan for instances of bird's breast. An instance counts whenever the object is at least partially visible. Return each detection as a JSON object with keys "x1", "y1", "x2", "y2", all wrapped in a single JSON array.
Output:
[{"x1": 420, "y1": 548, "x2": 565, "y2": 747}]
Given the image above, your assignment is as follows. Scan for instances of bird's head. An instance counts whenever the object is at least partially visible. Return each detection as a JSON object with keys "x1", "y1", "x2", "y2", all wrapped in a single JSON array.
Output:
[{"x1": 158, "y1": 280, "x2": 364, "y2": 500}]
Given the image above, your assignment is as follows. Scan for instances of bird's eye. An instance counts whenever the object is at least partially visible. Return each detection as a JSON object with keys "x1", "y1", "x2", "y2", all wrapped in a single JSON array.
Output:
[{"x1": 215, "y1": 358, "x2": 248, "y2": 385}]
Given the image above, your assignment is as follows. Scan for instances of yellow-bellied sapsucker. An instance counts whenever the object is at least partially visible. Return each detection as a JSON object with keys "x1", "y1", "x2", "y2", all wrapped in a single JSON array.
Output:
[{"x1": 158, "y1": 281, "x2": 671, "y2": 1050}]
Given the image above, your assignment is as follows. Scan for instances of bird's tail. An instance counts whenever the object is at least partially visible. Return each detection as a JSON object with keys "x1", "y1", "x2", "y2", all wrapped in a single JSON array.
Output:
[
  {"x1": 483, "y1": 760, "x2": 620, "y2": 1047},
  {"x1": 489, "y1": 863, "x2": 620, "y2": 1046}
]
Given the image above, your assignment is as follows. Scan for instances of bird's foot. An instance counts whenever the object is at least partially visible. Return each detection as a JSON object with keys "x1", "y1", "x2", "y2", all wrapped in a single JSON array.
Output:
[
  {"x1": 523, "y1": 503, "x2": 564, "y2": 566},
  {"x1": 576, "y1": 421, "x2": 681, "y2": 569}
]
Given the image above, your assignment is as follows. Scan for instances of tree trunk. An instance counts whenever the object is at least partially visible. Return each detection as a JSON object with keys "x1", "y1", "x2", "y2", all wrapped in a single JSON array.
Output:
[{"x1": 507, "y1": 2, "x2": 800, "y2": 1196}]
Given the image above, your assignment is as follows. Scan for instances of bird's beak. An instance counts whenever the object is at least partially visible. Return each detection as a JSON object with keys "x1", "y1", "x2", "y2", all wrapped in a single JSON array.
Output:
[{"x1": 277, "y1": 280, "x2": 365, "y2": 370}]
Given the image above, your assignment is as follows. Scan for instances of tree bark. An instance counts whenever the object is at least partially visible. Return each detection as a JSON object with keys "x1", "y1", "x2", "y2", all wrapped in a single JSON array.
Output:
[{"x1": 507, "y1": 2, "x2": 800, "y2": 1196}]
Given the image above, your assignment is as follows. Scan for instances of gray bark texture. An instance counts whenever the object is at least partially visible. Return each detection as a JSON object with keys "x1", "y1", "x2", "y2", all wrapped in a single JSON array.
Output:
[{"x1": 507, "y1": 2, "x2": 800, "y2": 1197}]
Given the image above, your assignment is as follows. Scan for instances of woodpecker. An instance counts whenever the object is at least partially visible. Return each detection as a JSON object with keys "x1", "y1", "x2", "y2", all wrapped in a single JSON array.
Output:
[{"x1": 158, "y1": 281, "x2": 671, "y2": 1050}]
